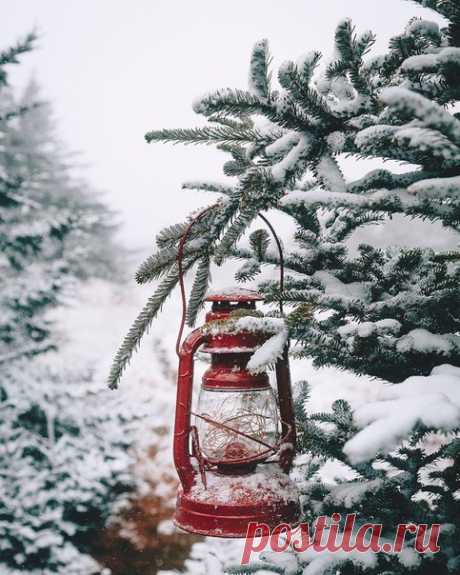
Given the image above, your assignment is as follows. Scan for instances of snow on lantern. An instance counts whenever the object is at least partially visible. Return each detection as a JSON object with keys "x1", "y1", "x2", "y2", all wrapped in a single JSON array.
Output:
[{"x1": 173, "y1": 289, "x2": 300, "y2": 537}]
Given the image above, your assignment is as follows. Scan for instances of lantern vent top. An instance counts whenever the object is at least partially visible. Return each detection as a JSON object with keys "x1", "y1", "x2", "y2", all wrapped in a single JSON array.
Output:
[{"x1": 205, "y1": 288, "x2": 263, "y2": 303}]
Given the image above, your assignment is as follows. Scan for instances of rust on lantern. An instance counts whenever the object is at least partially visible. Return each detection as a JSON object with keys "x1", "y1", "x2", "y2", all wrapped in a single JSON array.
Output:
[{"x1": 173, "y1": 289, "x2": 300, "y2": 538}]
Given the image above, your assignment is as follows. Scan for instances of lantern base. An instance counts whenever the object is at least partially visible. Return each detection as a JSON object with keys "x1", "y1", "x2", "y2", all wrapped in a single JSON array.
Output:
[{"x1": 174, "y1": 465, "x2": 300, "y2": 538}]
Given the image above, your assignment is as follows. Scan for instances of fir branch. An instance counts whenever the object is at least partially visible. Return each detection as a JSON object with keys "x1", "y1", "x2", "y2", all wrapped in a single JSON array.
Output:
[
  {"x1": 217, "y1": 142, "x2": 250, "y2": 163},
  {"x1": 334, "y1": 19, "x2": 357, "y2": 65},
  {"x1": 155, "y1": 222, "x2": 188, "y2": 248},
  {"x1": 381, "y1": 87, "x2": 460, "y2": 147},
  {"x1": 294, "y1": 380, "x2": 311, "y2": 424},
  {"x1": 330, "y1": 19, "x2": 375, "y2": 95},
  {"x1": 315, "y1": 152, "x2": 347, "y2": 192},
  {"x1": 241, "y1": 165, "x2": 282, "y2": 207},
  {"x1": 433, "y1": 250, "x2": 460, "y2": 262},
  {"x1": 235, "y1": 258, "x2": 261, "y2": 283},
  {"x1": 145, "y1": 125, "x2": 265, "y2": 146},
  {"x1": 355, "y1": 30, "x2": 377, "y2": 59},
  {"x1": 223, "y1": 160, "x2": 246, "y2": 176},
  {"x1": 249, "y1": 228, "x2": 270, "y2": 260},
  {"x1": 231, "y1": 246, "x2": 303, "y2": 275},
  {"x1": 135, "y1": 249, "x2": 177, "y2": 284},
  {"x1": 186, "y1": 254, "x2": 211, "y2": 327},
  {"x1": 326, "y1": 59, "x2": 350, "y2": 80},
  {"x1": 0, "y1": 32, "x2": 36, "y2": 66},
  {"x1": 326, "y1": 209, "x2": 385, "y2": 243},
  {"x1": 248, "y1": 38, "x2": 272, "y2": 100},
  {"x1": 193, "y1": 88, "x2": 273, "y2": 118},
  {"x1": 355, "y1": 123, "x2": 460, "y2": 169},
  {"x1": 214, "y1": 205, "x2": 258, "y2": 265},
  {"x1": 405, "y1": 0, "x2": 460, "y2": 46},
  {"x1": 207, "y1": 189, "x2": 243, "y2": 241},
  {"x1": 108, "y1": 263, "x2": 193, "y2": 389},
  {"x1": 218, "y1": 143, "x2": 252, "y2": 176},
  {"x1": 135, "y1": 242, "x2": 205, "y2": 284},
  {"x1": 278, "y1": 60, "x2": 334, "y2": 124},
  {"x1": 208, "y1": 114, "x2": 253, "y2": 129},
  {"x1": 347, "y1": 168, "x2": 436, "y2": 193},
  {"x1": 298, "y1": 51, "x2": 322, "y2": 83},
  {"x1": 182, "y1": 181, "x2": 234, "y2": 195},
  {"x1": 0, "y1": 32, "x2": 37, "y2": 87}
]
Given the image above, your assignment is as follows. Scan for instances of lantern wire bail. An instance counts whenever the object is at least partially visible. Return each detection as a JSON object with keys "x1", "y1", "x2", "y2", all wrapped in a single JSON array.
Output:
[{"x1": 175, "y1": 206, "x2": 286, "y2": 358}]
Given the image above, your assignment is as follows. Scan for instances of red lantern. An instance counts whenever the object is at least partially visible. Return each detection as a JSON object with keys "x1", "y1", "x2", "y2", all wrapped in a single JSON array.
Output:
[{"x1": 173, "y1": 289, "x2": 300, "y2": 538}]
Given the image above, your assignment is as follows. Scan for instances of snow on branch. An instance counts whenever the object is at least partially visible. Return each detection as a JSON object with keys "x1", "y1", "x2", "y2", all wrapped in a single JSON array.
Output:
[
  {"x1": 395, "y1": 328, "x2": 460, "y2": 355},
  {"x1": 297, "y1": 547, "x2": 378, "y2": 574},
  {"x1": 405, "y1": 17, "x2": 441, "y2": 40},
  {"x1": 394, "y1": 126, "x2": 459, "y2": 162},
  {"x1": 325, "y1": 478, "x2": 384, "y2": 509},
  {"x1": 347, "y1": 169, "x2": 434, "y2": 193},
  {"x1": 313, "y1": 270, "x2": 372, "y2": 303},
  {"x1": 344, "y1": 364, "x2": 460, "y2": 463},
  {"x1": 264, "y1": 131, "x2": 300, "y2": 157},
  {"x1": 337, "y1": 318, "x2": 402, "y2": 339},
  {"x1": 247, "y1": 327, "x2": 288, "y2": 373},
  {"x1": 281, "y1": 188, "x2": 366, "y2": 207},
  {"x1": 401, "y1": 46, "x2": 460, "y2": 73},
  {"x1": 182, "y1": 181, "x2": 235, "y2": 195},
  {"x1": 248, "y1": 39, "x2": 271, "y2": 100},
  {"x1": 316, "y1": 153, "x2": 347, "y2": 193},
  {"x1": 380, "y1": 87, "x2": 460, "y2": 146},
  {"x1": 271, "y1": 134, "x2": 311, "y2": 182},
  {"x1": 408, "y1": 174, "x2": 460, "y2": 199},
  {"x1": 355, "y1": 122, "x2": 460, "y2": 163},
  {"x1": 192, "y1": 88, "x2": 270, "y2": 117},
  {"x1": 204, "y1": 315, "x2": 288, "y2": 373},
  {"x1": 280, "y1": 187, "x2": 419, "y2": 212}
]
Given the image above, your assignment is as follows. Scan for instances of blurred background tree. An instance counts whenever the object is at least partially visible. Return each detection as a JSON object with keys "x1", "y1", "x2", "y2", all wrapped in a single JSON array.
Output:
[{"x1": 0, "y1": 34, "x2": 173, "y2": 575}]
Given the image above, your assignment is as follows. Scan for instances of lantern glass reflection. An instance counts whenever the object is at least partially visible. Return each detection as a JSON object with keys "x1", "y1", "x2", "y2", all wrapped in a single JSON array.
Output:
[{"x1": 196, "y1": 387, "x2": 279, "y2": 463}]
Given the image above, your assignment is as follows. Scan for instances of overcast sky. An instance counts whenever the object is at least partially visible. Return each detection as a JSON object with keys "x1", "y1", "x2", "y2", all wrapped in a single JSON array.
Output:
[{"x1": 2, "y1": 0, "x2": 446, "y2": 250}]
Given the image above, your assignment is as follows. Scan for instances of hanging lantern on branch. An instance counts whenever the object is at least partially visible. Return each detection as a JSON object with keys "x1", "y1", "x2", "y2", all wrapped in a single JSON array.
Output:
[
  {"x1": 107, "y1": 203, "x2": 300, "y2": 537},
  {"x1": 173, "y1": 290, "x2": 300, "y2": 538}
]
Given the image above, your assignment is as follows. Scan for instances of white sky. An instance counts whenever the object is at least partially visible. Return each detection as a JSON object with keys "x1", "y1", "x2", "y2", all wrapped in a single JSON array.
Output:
[{"x1": 2, "y1": 0, "x2": 446, "y2": 250}]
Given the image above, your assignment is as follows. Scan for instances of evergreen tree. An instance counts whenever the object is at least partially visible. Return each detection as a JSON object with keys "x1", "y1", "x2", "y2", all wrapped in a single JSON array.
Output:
[
  {"x1": 0, "y1": 77, "x2": 121, "y2": 365},
  {"x1": 0, "y1": 35, "x2": 138, "y2": 573},
  {"x1": 110, "y1": 0, "x2": 459, "y2": 573},
  {"x1": 0, "y1": 32, "x2": 56, "y2": 365}
]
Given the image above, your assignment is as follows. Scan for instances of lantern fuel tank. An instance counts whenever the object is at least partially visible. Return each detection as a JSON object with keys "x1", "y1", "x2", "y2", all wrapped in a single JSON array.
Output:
[{"x1": 173, "y1": 289, "x2": 300, "y2": 537}]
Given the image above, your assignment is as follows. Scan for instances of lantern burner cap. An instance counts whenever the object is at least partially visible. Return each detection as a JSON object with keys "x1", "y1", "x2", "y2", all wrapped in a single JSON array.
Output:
[{"x1": 205, "y1": 288, "x2": 263, "y2": 303}]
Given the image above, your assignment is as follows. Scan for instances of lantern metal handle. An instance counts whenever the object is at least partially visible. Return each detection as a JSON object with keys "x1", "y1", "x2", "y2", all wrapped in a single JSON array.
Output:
[{"x1": 174, "y1": 328, "x2": 207, "y2": 493}]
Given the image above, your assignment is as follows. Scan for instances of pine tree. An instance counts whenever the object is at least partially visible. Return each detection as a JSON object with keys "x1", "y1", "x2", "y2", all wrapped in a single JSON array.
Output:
[
  {"x1": 110, "y1": 1, "x2": 459, "y2": 573},
  {"x1": 0, "y1": 35, "x2": 139, "y2": 573}
]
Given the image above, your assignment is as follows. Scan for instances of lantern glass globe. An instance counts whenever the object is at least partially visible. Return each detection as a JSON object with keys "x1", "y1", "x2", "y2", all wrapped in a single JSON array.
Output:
[{"x1": 196, "y1": 387, "x2": 279, "y2": 464}]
